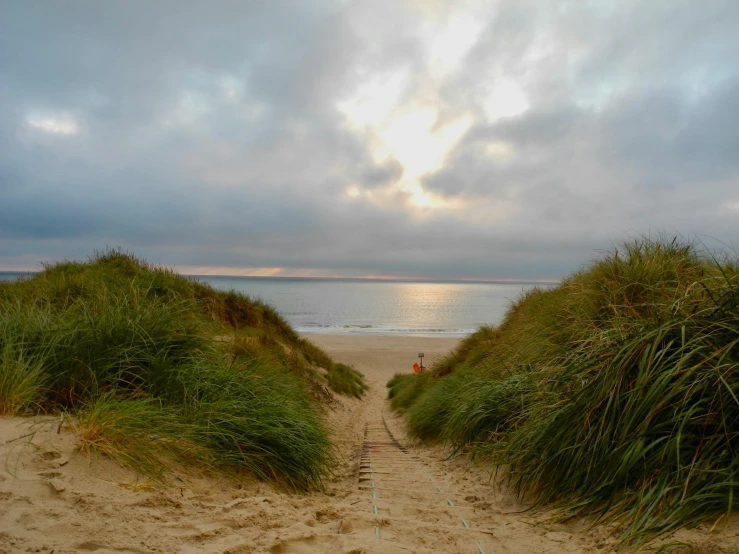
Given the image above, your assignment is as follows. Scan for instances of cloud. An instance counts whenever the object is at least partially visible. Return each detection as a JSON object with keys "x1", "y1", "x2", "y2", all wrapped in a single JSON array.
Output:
[
  {"x1": 0, "y1": 0, "x2": 737, "y2": 279},
  {"x1": 27, "y1": 114, "x2": 79, "y2": 136}
]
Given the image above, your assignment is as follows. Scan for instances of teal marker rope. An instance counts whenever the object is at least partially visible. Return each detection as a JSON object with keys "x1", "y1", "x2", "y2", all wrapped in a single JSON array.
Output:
[{"x1": 476, "y1": 541, "x2": 485, "y2": 554}]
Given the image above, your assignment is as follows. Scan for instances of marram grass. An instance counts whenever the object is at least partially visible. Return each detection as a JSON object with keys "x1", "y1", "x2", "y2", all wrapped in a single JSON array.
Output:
[
  {"x1": 388, "y1": 237, "x2": 739, "y2": 548},
  {"x1": 71, "y1": 394, "x2": 206, "y2": 480},
  {"x1": 0, "y1": 249, "x2": 350, "y2": 489},
  {"x1": 326, "y1": 363, "x2": 369, "y2": 398},
  {"x1": 0, "y1": 339, "x2": 48, "y2": 416}
]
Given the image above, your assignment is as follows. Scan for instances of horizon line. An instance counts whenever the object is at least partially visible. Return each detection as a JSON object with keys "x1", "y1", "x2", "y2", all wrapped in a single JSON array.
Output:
[
  {"x1": 0, "y1": 268, "x2": 560, "y2": 285},
  {"x1": 190, "y1": 274, "x2": 561, "y2": 285},
  {"x1": 189, "y1": 274, "x2": 560, "y2": 285}
]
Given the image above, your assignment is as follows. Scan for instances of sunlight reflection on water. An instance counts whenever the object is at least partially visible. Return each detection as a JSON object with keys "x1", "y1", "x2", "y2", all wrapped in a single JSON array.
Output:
[{"x1": 200, "y1": 277, "x2": 548, "y2": 337}]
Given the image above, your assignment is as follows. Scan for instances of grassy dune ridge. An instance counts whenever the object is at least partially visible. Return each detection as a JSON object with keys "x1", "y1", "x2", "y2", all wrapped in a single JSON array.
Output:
[
  {"x1": 0, "y1": 249, "x2": 366, "y2": 489},
  {"x1": 387, "y1": 238, "x2": 739, "y2": 546}
]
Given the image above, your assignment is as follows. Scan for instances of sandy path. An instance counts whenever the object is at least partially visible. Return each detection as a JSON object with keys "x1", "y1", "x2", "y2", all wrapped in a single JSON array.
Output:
[
  {"x1": 302, "y1": 335, "x2": 739, "y2": 554},
  {"x1": 303, "y1": 335, "x2": 594, "y2": 553},
  {"x1": 355, "y1": 397, "x2": 492, "y2": 552},
  {"x1": 1, "y1": 335, "x2": 736, "y2": 553}
]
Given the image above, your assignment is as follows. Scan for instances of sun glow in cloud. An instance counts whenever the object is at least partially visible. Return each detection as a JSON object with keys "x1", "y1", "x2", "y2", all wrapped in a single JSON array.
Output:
[
  {"x1": 401, "y1": 182, "x2": 467, "y2": 210},
  {"x1": 339, "y1": 82, "x2": 473, "y2": 212},
  {"x1": 373, "y1": 109, "x2": 472, "y2": 210},
  {"x1": 426, "y1": 13, "x2": 486, "y2": 77},
  {"x1": 485, "y1": 140, "x2": 515, "y2": 161},
  {"x1": 484, "y1": 79, "x2": 530, "y2": 121},
  {"x1": 337, "y1": 70, "x2": 408, "y2": 129},
  {"x1": 377, "y1": 110, "x2": 473, "y2": 178},
  {"x1": 27, "y1": 114, "x2": 79, "y2": 135},
  {"x1": 345, "y1": 185, "x2": 362, "y2": 198},
  {"x1": 344, "y1": 180, "x2": 468, "y2": 213},
  {"x1": 180, "y1": 266, "x2": 285, "y2": 277},
  {"x1": 175, "y1": 265, "x2": 444, "y2": 280},
  {"x1": 338, "y1": 14, "x2": 483, "y2": 214},
  {"x1": 177, "y1": 266, "x2": 409, "y2": 279}
]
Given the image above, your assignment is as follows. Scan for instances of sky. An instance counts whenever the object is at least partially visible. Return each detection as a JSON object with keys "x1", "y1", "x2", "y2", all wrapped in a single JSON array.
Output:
[{"x1": 1, "y1": 0, "x2": 737, "y2": 280}]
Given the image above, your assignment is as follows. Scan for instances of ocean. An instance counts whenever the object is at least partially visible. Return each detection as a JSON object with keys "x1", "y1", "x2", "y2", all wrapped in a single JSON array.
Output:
[
  {"x1": 199, "y1": 276, "x2": 544, "y2": 337},
  {"x1": 0, "y1": 272, "x2": 547, "y2": 337},
  {"x1": 0, "y1": 272, "x2": 35, "y2": 282}
]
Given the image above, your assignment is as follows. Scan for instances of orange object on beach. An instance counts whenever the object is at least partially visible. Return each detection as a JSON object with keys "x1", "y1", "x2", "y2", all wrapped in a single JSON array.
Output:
[{"x1": 413, "y1": 363, "x2": 421, "y2": 373}]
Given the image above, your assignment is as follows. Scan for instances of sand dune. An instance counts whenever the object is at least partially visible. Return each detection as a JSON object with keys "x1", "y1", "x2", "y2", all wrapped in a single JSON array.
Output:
[{"x1": 1, "y1": 335, "x2": 736, "y2": 553}]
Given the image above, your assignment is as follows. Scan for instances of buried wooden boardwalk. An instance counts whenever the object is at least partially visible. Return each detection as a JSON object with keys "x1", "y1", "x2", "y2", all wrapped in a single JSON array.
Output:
[{"x1": 355, "y1": 414, "x2": 491, "y2": 553}]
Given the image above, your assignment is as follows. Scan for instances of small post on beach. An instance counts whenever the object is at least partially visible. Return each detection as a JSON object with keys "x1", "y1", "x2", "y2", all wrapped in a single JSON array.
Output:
[{"x1": 418, "y1": 352, "x2": 424, "y2": 371}]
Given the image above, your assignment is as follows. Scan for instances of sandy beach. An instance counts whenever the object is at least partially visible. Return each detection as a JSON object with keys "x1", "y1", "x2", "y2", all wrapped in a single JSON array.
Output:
[
  {"x1": 1, "y1": 334, "x2": 736, "y2": 553},
  {"x1": 304, "y1": 334, "x2": 461, "y2": 383}
]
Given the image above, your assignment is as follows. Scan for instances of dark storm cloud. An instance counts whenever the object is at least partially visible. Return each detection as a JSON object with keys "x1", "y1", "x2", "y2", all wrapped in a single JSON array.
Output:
[{"x1": 0, "y1": 0, "x2": 737, "y2": 278}]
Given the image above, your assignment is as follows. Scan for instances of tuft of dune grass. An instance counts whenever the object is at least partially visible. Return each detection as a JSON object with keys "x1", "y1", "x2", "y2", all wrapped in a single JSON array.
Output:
[
  {"x1": 182, "y1": 359, "x2": 333, "y2": 489},
  {"x1": 0, "y1": 339, "x2": 48, "y2": 416},
  {"x1": 0, "y1": 248, "x2": 350, "y2": 489},
  {"x1": 387, "y1": 236, "x2": 739, "y2": 547},
  {"x1": 326, "y1": 363, "x2": 368, "y2": 398},
  {"x1": 71, "y1": 394, "x2": 208, "y2": 480}
]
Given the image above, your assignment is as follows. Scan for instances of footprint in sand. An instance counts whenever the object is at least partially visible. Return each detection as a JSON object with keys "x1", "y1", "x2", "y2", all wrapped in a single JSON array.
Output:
[
  {"x1": 36, "y1": 450, "x2": 62, "y2": 461},
  {"x1": 269, "y1": 534, "x2": 346, "y2": 554},
  {"x1": 17, "y1": 511, "x2": 38, "y2": 530}
]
